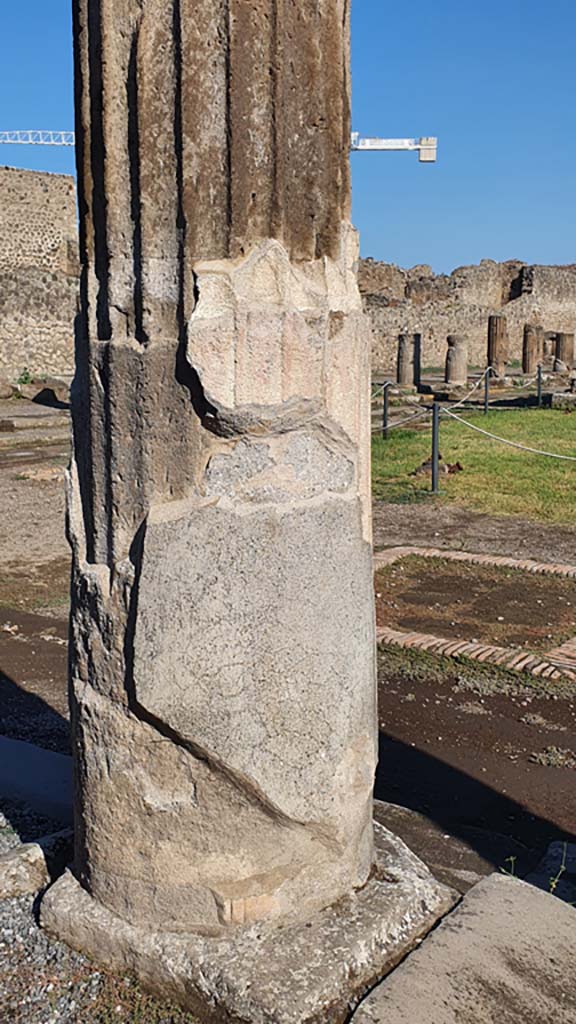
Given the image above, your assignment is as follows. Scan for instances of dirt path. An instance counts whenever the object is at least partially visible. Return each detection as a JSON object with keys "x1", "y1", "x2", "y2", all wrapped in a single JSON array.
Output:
[
  {"x1": 0, "y1": 399, "x2": 69, "y2": 568},
  {"x1": 373, "y1": 502, "x2": 576, "y2": 564},
  {"x1": 376, "y1": 648, "x2": 576, "y2": 860}
]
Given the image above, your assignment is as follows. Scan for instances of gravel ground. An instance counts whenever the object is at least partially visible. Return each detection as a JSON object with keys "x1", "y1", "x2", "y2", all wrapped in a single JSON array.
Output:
[
  {"x1": 0, "y1": 800, "x2": 63, "y2": 854},
  {"x1": 0, "y1": 892, "x2": 102, "y2": 1024},
  {"x1": 0, "y1": 893, "x2": 201, "y2": 1024},
  {"x1": 0, "y1": 807, "x2": 201, "y2": 1021}
]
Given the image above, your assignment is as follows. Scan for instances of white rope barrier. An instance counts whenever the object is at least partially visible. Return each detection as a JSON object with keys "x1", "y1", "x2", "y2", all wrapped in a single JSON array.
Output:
[
  {"x1": 371, "y1": 408, "x2": 431, "y2": 434},
  {"x1": 371, "y1": 381, "x2": 394, "y2": 400},
  {"x1": 450, "y1": 367, "x2": 492, "y2": 409},
  {"x1": 442, "y1": 408, "x2": 576, "y2": 462},
  {"x1": 510, "y1": 374, "x2": 539, "y2": 391}
]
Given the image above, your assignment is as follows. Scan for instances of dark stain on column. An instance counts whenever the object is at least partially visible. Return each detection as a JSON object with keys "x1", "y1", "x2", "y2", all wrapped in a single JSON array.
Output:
[
  {"x1": 86, "y1": 0, "x2": 111, "y2": 340},
  {"x1": 127, "y1": 27, "x2": 147, "y2": 346}
]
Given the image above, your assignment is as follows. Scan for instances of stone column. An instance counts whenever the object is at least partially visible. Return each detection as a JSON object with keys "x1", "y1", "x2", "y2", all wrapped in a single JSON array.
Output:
[
  {"x1": 413, "y1": 333, "x2": 422, "y2": 389},
  {"x1": 445, "y1": 334, "x2": 468, "y2": 385},
  {"x1": 397, "y1": 334, "x2": 415, "y2": 385},
  {"x1": 555, "y1": 333, "x2": 575, "y2": 372},
  {"x1": 523, "y1": 325, "x2": 543, "y2": 374},
  {"x1": 42, "y1": 2, "x2": 453, "y2": 1019},
  {"x1": 487, "y1": 314, "x2": 508, "y2": 378}
]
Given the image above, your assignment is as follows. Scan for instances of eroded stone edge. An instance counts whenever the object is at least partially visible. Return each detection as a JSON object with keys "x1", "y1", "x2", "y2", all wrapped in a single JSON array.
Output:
[{"x1": 40, "y1": 822, "x2": 457, "y2": 1024}]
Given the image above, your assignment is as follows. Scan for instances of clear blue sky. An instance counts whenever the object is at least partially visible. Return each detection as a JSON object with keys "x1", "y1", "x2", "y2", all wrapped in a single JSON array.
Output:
[{"x1": 1, "y1": 1, "x2": 575, "y2": 273}]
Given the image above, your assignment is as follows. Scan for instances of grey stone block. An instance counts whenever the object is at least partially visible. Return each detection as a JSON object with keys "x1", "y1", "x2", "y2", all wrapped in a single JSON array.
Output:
[
  {"x1": 0, "y1": 829, "x2": 73, "y2": 898},
  {"x1": 353, "y1": 873, "x2": 576, "y2": 1024},
  {"x1": 552, "y1": 392, "x2": 576, "y2": 409}
]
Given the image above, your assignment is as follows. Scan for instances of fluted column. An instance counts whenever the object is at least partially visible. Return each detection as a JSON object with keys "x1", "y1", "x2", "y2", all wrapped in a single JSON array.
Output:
[{"x1": 59, "y1": 0, "x2": 376, "y2": 938}]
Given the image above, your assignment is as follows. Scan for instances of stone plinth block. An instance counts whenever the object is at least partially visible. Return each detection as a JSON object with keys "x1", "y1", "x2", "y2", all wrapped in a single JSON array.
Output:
[
  {"x1": 552, "y1": 392, "x2": 576, "y2": 410},
  {"x1": 352, "y1": 873, "x2": 576, "y2": 1023},
  {"x1": 42, "y1": 822, "x2": 456, "y2": 1024},
  {"x1": 444, "y1": 334, "x2": 468, "y2": 385}
]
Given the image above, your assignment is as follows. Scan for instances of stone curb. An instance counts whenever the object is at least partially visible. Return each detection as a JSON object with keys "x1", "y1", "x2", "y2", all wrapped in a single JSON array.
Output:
[{"x1": 374, "y1": 546, "x2": 576, "y2": 681}]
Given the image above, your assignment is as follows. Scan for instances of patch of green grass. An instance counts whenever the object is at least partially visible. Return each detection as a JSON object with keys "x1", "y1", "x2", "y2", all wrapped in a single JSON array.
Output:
[{"x1": 372, "y1": 408, "x2": 576, "y2": 523}]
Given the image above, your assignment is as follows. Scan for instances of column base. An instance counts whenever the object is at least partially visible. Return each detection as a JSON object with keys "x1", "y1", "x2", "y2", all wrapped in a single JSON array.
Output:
[{"x1": 41, "y1": 820, "x2": 457, "y2": 1024}]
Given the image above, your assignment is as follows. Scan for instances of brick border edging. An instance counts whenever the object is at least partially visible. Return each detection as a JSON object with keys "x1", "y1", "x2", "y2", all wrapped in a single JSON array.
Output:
[
  {"x1": 373, "y1": 546, "x2": 576, "y2": 682},
  {"x1": 373, "y1": 546, "x2": 576, "y2": 580}
]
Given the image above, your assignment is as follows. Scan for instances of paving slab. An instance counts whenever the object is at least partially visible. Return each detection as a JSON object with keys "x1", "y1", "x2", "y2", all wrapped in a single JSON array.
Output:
[
  {"x1": 352, "y1": 873, "x2": 576, "y2": 1024},
  {"x1": 373, "y1": 802, "x2": 535, "y2": 894}
]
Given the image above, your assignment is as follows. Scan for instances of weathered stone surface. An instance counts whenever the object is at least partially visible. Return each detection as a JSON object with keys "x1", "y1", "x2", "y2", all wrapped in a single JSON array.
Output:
[
  {"x1": 360, "y1": 258, "x2": 576, "y2": 372},
  {"x1": 487, "y1": 314, "x2": 508, "y2": 377},
  {"x1": 41, "y1": 822, "x2": 457, "y2": 1024},
  {"x1": 0, "y1": 166, "x2": 77, "y2": 380},
  {"x1": 0, "y1": 843, "x2": 49, "y2": 898},
  {"x1": 373, "y1": 801, "x2": 533, "y2": 895},
  {"x1": 444, "y1": 334, "x2": 467, "y2": 385},
  {"x1": 353, "y1": 873, "x2": 576, "y2": 1024},
  {"x1": 556, "y1": 331, "x2": 575, "y2": 369},
  {"x1": 52, "y1": 0, "x2": 378, "y2": 982},
  {"x1": 396, "y1": 334, "x2": 416, "y2": 386},
  {"x1": 523, "y1": 323, "x2": 543, "y2": 374},
  {"x1": 0, "y1": 829, "x2": 73, "y2": 899}
]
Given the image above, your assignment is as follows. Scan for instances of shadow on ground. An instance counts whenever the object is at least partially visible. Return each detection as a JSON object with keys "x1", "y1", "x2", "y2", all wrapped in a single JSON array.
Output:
[
  {"x1": 0, "y1": 664, "x2": 572, "y2": 873},
  {"x1": 376, "y1": 731, "x2": 575, "y2": 867}
]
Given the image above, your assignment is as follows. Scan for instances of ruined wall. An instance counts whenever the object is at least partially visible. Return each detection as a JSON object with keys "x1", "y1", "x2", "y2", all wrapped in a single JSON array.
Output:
[
  {"x1": 360, "y1": 258, "x2": 576, "y2": 371},
  {"x1": 0, "y1": 166, "x2": 78, "y2": 379}
]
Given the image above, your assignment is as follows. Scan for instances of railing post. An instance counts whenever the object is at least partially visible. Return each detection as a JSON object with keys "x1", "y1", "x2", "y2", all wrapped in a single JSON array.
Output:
[
  {"x1": 382, "y1": 382, "x2": 390, "y2": 439},
  {"x1": 431, "y1": 401, "x2": 440, "y2": 494}
]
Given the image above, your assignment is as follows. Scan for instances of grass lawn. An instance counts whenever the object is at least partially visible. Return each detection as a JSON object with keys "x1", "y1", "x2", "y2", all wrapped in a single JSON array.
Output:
[{"x1": 372, "y1": 408, "x2": 576, "y2": 523}]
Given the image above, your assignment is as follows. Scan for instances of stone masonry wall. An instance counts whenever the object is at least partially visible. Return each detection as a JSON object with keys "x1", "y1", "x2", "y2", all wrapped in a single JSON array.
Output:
[
  {"x1": 360, "y1": 258, "x2": 576, "y2": 371},
  {"x1": 3, "y1": 163, "x2": 576, "y2": 384},
  {"x1": 0, "y1": 166, "x2": 78, "y2": 379}
]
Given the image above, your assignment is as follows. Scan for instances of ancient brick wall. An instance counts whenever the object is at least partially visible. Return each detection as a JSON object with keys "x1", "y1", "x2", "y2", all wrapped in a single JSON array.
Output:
[
  {"x1": 0, "y1": 166, "x2": 78, "y2": 379},
  {"x1": 360, "y1": 258, "x2": 576, "y2": 371}
]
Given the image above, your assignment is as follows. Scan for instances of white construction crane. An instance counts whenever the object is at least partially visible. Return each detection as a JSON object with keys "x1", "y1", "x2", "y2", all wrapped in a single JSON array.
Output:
[
  {"x1": 351, "y1": 134, "x2": 437, "y2": 162},
  {"x1": 0, "y1": 130, "x2": 437, "y2": 162},
  {"x1": 0, "y1": 130, "x2": 75, "y2": 147}
]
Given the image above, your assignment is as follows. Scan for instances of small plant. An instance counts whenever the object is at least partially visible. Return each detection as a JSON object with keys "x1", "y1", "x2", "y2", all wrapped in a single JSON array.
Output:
[
  {"x1": 530, "y1": 746, "x2": 576, "y2": 769},
  {"x1": 499, "y1": 855, "x2": 517, "y2": 877},
  {"x1": 548, "y1": 842, "x2": 568, "y2": 896},
  {"x1": 16, "y1": 367, "x2": 32, "y2": 386}
]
